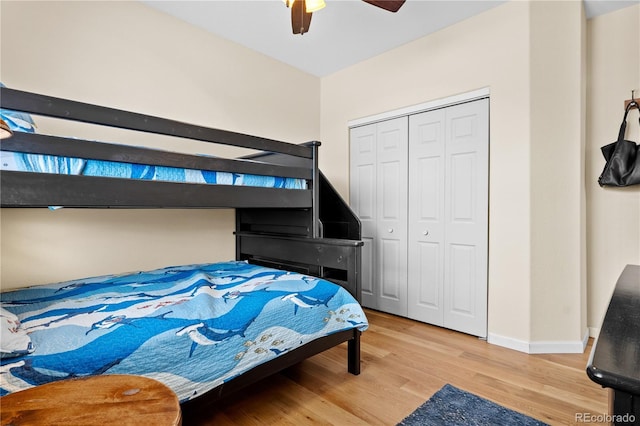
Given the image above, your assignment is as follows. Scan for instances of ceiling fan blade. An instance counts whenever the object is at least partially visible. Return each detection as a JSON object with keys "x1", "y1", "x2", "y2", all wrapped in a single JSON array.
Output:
[
  {"x1": 361, "y1": 0, "x2": 406, "y2": 13},
  {"x1": 291, "y1": 0, "x2": 313, "y2": 34}
]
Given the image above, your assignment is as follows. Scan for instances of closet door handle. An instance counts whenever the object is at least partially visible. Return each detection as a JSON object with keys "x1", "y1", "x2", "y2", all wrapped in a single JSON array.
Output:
[
  {"x1": 388, "y1": 228, "x2": 394, "y2": 233},
  {"x1": 423, "y1": 230, "x2": 429, "y2": 236}
]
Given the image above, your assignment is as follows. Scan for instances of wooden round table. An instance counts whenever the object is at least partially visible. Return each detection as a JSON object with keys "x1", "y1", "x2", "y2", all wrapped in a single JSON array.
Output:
[{"x1": 0, "y1": 374, "x2": 182, "y2": 426}]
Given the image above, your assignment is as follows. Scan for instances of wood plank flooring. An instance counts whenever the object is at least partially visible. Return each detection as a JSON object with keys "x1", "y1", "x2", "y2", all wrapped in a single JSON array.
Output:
[{"x1": 184, "y1": 309, "x2": 608, "y2": 426}]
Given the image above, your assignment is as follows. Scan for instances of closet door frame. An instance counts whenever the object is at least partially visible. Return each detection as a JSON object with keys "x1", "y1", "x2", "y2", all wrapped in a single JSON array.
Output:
[{"x1": 349, "y1": 88, "x2": 490, "y2": 128}]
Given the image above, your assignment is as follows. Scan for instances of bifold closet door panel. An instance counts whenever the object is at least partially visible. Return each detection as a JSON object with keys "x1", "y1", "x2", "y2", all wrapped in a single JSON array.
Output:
[
  {"x1": 375, "y1": 117, "x2": 408, "y2": 316},
  {"x1": 349, "y1": 117, "x2": 408, "y2": 315},
  {"x1": 442, "y1": 99, "x2": 489, "y2": 338},
  {"x1": 408, "y1": 108, "x2": 446, "y2": 326},
  {"x1": 350, "y1": 124, "x2": 378, "y2": 309}
]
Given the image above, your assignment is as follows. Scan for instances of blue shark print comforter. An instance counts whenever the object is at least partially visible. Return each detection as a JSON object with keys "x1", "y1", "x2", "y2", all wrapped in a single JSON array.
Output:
[{"x1": 0, "y1": 261, "x2": 368, "y2": 402}]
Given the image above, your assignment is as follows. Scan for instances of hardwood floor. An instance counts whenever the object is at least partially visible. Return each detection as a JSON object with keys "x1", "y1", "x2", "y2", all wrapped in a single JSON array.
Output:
[{"x1": 184, "y1": 309, "x2": 608, "y2": 426}]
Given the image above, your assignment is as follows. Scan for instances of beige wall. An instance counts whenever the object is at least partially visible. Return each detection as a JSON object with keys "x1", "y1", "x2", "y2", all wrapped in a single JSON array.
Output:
[
  {"x1": 529, "y1": 0, "x2": 587, "y2": 345},
  {"x1": 586, "y1": 5, "x2": 640, "y2": 335},
  {"x1": 0, "y1": 1, "x2": 320, "y2": 288},
  {"x1": 2, "y1": 0, "x2": 638, "y2": 351}
]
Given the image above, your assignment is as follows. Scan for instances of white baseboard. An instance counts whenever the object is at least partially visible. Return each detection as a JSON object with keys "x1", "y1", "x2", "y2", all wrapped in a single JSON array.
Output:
[
  {"x1": 487, "y1": 333, "x2": 530, "y2": 353},
  {"x1": 488, "y1": 329, "x2": 589, "y2": 354}
]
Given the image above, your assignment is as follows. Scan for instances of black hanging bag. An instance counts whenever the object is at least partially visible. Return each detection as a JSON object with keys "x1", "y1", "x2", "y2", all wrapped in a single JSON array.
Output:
[{"x1": 598, "y1": 101, "x2": 640, "y2": 187}]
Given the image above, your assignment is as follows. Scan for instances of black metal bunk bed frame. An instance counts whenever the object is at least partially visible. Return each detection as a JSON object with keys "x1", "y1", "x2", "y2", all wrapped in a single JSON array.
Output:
[{"x1": 0, "y1": 87, "x2": 363, "y2": 412}]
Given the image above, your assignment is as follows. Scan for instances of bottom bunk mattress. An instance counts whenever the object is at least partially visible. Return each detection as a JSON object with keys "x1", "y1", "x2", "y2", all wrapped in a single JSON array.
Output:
[{"x1": 0, "y1": 261, "x2": 368, "y2": 402}]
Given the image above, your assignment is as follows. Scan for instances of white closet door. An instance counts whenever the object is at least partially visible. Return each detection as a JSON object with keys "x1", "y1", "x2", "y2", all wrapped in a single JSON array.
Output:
[
  {"x1": 443, "y1": 99, "x2": 489, "y2": 338},
  {"x1": 350, "y1": 124, "x2": 377, "y2": 309},
  {"x1": 375, "y1": 117, "x2": 408, "y2": 316},
  {"x1": 350, "y1": 97, "x2": 488, "y2": 336},
  {"x1": 408, "y1": 108, "x2": 446, "y2": 326}
]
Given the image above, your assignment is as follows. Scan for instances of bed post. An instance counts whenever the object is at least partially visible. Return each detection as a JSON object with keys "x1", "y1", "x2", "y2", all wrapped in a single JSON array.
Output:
[
  {"x1": 348, "y1": 331, "x2": 362, "y2": 375},
  {"x1": 311, "y1": 141, "x2": 321, "y2": 238}
]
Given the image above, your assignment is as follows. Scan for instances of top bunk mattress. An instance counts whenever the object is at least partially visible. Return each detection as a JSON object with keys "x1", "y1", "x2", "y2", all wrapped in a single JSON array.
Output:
[
  {"x1": 0, "y1": 261, "x2": 368, "y2": 402},
  {"x1": 0, "y1": 150, "x2": 307, "y2": 189}
]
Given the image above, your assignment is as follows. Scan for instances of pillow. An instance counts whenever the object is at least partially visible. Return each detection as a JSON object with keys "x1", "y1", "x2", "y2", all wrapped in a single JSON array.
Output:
[
  {"x1": 0, "y1": 306, "x2": 34, "y2": 358},
  {"x1": 0, "y1": 82, "x2": 37, "y2": 133}
]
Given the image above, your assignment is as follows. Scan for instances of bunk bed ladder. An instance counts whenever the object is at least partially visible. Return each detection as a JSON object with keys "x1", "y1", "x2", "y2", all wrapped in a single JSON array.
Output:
[{"x1": 235, "y1": 143, "x2": 363, "y2": 302}]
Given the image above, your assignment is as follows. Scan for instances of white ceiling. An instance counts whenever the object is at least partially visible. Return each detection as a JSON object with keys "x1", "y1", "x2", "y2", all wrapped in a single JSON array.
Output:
[{"x1": 142, "y1": 0, "x2": 639, "y2": 77}]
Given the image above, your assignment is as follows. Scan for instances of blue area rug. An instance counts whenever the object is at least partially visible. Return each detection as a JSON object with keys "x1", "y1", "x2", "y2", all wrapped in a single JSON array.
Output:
[{"x1": 398, "y1": 384, "x2": 548, "y2": 426}]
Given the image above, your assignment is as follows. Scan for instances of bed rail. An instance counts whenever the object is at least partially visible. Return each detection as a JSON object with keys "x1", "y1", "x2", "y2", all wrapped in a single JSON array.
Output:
[
  {"x1": 1, "y1": 87, "x2": 312, "y2": 158},
  {"x1": 0, "y1": 87, "x2": 318, "y2": 209},
  {"x1": 2, "y1": 132, "x2": 313, "y2": 179},
  {"x1": 1, "y1": 171, "x2": 313, "y2": 208}
]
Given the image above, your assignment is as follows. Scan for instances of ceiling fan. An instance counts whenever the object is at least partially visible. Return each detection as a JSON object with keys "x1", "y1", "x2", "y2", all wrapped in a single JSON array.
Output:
[{"x1": 284, "y1": 0, "x2": 406, "y2": 35}]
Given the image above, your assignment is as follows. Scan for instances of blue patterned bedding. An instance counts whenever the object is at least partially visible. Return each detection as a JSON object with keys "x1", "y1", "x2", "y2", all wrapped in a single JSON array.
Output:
[
  {"x1": 0, "y1": 261, "x2": 368, "y2": 402},
  {"x1": 0, "y1": 151, "x2": 307, "y2": 189}
]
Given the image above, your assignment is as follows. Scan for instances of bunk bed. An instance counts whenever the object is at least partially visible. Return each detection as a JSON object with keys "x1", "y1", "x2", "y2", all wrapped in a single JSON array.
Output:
[{"x1": 0, "y1": 87, "x2": 365, "y2": 414}]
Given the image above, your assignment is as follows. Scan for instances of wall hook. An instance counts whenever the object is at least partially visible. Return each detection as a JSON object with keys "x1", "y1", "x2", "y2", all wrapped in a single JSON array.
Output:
[{"x1": 625, "y1": 89, "x2": 639, "y2": 110}]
